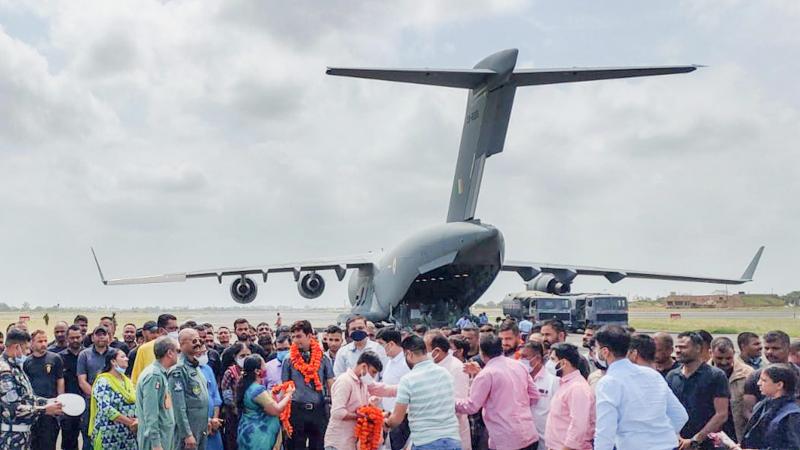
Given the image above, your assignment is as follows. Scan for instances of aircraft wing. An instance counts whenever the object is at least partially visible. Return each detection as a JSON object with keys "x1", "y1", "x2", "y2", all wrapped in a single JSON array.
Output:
[
  {"x1": 91, "y1": 248, "x2": 375, "y2": 285},
  {"x1": 510, "y1": 65, "x2": 699, "y2": 86},
  {"x1": 502, "y1": 246, "x2": 764, "y2": 285}
]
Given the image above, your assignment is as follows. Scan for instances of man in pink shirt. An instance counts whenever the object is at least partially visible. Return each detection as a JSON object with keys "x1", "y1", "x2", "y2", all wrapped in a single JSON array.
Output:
[
  {"x1": 455, "y1": 334, "x2": 540, "y2": 450},
  {"x1": 425, "y1": 332, "x2": 472, "y2": 450},
  {"x1": 324, "y1": 351, "x2": 383, "y2": 450},
  {"x1": 544, "y1": 343, "x2": 595, "y2": 450}
]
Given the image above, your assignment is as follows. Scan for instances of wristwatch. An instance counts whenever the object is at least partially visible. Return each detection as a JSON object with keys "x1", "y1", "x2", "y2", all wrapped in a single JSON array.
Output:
[{"x1": 689, "y1": 437, "x2": 702, "y2": 448}]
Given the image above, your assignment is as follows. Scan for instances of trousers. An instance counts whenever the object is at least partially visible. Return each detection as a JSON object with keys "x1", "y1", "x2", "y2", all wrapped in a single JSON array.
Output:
[
  {"x1": 286, "y1": 403, "x2": 328, "y2": 450},
  {"x1": 31, "y1": 416, "x2": 59, "y2": 450}
]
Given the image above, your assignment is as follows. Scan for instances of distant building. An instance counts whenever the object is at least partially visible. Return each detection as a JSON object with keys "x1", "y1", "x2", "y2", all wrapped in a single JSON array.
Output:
[{"x1": 665, "y1": 291, "x2": 744, "y2": 309}]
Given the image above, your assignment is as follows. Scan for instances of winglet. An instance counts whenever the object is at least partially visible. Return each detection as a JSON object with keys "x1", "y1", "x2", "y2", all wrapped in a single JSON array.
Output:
[
  {"x1": 740, "y1": 246, "x2": 765, "y2": 281},
  {"x1": 90, "y1": 247, "x2": 108, "y2": 285}
]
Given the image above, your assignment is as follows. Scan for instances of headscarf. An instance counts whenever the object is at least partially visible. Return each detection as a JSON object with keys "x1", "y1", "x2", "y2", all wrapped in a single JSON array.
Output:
[{"x1": 88, "y1": 371, "x2": 136, "y2": 444}]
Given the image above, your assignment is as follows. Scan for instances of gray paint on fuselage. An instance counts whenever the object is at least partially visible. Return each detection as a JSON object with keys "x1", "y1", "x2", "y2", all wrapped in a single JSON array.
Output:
[{"x1": 346, "y1": 221, "x2": 503, "y2": 321}]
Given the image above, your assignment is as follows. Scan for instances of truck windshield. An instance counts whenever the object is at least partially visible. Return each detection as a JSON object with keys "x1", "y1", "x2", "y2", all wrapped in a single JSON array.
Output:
[
  {"x1": 595, "y1": 297, "x2": 627, "y2": 309},
  {"x1": 537, "y1": 299, "x2": 570, "y2": 310}
]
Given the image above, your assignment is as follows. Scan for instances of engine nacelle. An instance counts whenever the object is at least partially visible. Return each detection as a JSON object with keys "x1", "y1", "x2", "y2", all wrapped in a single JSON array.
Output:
[
  {"x1": 230, "y1": 277, "x2": 258, "y2": 304},
  {"x1": 298, "y1": 272, "x2": 325, "y2": 299},
  {"x1": 526, "y1": 274, "x2": 572, "y2": 295}
]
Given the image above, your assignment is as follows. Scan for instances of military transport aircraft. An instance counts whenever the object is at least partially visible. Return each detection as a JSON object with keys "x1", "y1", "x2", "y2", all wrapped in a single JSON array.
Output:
[{"x1": 92, "y1": 49, "x2": 763, "y2": 326}]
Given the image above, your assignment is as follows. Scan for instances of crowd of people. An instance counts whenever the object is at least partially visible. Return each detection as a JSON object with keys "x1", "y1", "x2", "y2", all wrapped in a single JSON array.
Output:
[{"x1": 0, "y1": 312, "x2": 799, "y2": 450}]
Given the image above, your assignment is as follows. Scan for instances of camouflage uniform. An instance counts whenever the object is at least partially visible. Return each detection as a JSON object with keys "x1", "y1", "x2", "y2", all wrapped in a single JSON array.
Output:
[
  {"x1": 170, "y1": 354, "x2": 209, "y2": 450},
  {"x1": 0, "y1": 354, "x2": 48, "y2": 450}
]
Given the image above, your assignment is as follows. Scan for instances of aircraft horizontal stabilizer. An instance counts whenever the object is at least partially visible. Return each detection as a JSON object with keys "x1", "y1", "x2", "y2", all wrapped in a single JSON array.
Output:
[
  {"x1": 503, "y1": 246, "x2": 765, "y2": 285},
  {"x1": 325, "y1": 67, "x2": 495, "y2": 89},
  {"x1": 511, "y1": 65, "x2": 699, "y2": 86}
]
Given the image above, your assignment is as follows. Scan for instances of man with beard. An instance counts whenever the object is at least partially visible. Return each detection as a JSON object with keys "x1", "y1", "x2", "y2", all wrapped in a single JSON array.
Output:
[
  {"x1": 710, "y1": 336, "x2": 755, "y2": 442},
  {"x1": 666, "y1": 331, "x2": 731, "y2": 450},
  {"x1": 24, "y1": 330, "x2": 64, "y2": 450},
  {"x1": 59, "y1": 325, "x2": 85, "y2": 450},
  {"x1": 654, "y1": 332, "x2": 680, "y2": 377},
  {"x1": 736, "y1": 332, "x2": 763, "y2": 370},
  {"x1": 323, "y1": 325, "x2": 343, "y2": 363},
  {"x1": 122, "y1": 323, "x2": 138, "y2": 353},
  {"x1": 497, "y1": 321, "x2": 521, "y2": 358},
  {"x1": 460, "y1": 325, "x2": 480, "y2": 361},
  {"x1": 131, "y1": 314, "x2": 178, "y2": 384},
  {"x1": 220, "y1": 319, "x2": 267, "y2": 371},
  {"x1": 47, "y1": 321, "x2": 69, "y2": 353}
]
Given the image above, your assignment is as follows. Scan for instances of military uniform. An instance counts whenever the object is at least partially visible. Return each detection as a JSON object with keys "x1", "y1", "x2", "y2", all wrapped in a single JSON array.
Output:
[
  {"x1": 170, "y1": 354, "x2": 209, "y2": 450},
  {"x1": 0, "y1": 354, "x2": 48, "y2": 450},
  {"x1": 136, "y1": 361, "x2": 176, "y2": 450}
]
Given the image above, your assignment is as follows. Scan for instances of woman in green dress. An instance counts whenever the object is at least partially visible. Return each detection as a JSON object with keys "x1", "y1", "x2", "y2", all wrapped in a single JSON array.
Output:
[
  {"x1": 236, "y1": 355, "x2": 294, "y2": 450},
  {"x1": 89, "y1": 348, "x2": 138, "y2": 450}
]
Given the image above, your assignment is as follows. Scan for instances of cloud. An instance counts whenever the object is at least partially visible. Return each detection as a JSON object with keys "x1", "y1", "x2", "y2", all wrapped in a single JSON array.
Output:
[{"x1": 0, "y1": 1, "x2": 797, "y2": 309}]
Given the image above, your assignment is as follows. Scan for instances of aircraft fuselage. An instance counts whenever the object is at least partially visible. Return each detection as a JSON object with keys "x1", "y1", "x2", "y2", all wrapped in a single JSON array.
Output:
[{"x1": 347, "y1": 220, "x2": 504, "y2": 325}]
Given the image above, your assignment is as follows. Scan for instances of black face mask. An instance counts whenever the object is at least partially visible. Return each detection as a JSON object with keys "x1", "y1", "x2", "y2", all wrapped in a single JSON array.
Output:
[
  {"x1": 554, "y1": 360, "x2": 564, "y2": 378},
  {"x1": 350, "y1": 330, "x2": 368, "y2": 342}
]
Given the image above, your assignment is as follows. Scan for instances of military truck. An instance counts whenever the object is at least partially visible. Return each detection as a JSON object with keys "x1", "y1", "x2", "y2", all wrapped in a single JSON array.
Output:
[{"x1": 501, "y1": 291, "x2": 629, "y2": 331}]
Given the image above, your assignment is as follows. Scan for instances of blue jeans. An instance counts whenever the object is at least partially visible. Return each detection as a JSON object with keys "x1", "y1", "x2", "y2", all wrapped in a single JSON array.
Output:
[{"x1": 412, "y1": 438, "x2": 462, "y2": 450}]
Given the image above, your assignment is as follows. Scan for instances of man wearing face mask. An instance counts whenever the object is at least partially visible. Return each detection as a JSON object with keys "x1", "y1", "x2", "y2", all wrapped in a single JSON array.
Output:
[
  {"x1": 0, "y1": 328, "x2": 63, "y2": 450},
  {"x1": 425, "y1": 332, "x2": 471, "y2": 450},
  {"x1": 265, "y1": 335, "x2": 291, "y2": 390},
  {"x1": 593, "y1": 325, "x2": 688, "y2": 450},
  {"x1": 370, "y1": 327, "x2": 410, "y2": 450},
  {"x1": 137, "y1": 336, "x2": 180, "y2": 450},
  {"x1": 519, "y1": 340, "x2": 558, "y2": 450},
  {"x1": 324, "y1": 351, "x2": 383, "y2": 450},
  {"x1": 132, "y1": 314, "x2": 178, "y2": 385},
  {"x1": 333, "y1": 316, "x2": 386, "y2": 378},
  {"x1": 455, "y1": 334, "x2": 539, "y2": 450},
  {"x1": 544, "y1": 343, "x2": 595, "y2": 450},
  {"x1": 170, "y1": 328, "x2": 211, "y2": 450}
]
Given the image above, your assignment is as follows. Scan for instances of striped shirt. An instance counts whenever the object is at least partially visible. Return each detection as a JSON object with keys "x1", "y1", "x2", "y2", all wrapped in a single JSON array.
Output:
[{"x1": 396, "y1": 359, "x2": 461, "y2": 446}]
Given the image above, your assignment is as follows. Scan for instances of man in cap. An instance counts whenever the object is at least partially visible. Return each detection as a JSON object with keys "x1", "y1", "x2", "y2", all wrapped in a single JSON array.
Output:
[
  {"x1": 170, "y1": 328, "x2": 210, "y2": 450},
  {"x1": 77, "y1": 325, "x2": 111, "y2": 450},
  {"x1": 132, "y1": 314, "x2": 178, "y2": 384},
  {"x1": 0, "y1": 328, "x2": 63, "y2": 449},
  {"x1": 137, "y1": 336, "x2": 179, "y2": 450}
]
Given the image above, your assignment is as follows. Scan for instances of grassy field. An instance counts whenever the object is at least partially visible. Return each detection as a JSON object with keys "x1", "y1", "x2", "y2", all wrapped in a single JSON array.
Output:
[{"x1": 630, "y1": 317, "x2": 800, "y2": 336}]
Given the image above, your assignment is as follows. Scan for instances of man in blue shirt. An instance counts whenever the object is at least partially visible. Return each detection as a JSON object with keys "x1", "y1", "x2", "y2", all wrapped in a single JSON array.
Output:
[{"x1": 593, "y1": 325, "x2": 688, "y2": 450}]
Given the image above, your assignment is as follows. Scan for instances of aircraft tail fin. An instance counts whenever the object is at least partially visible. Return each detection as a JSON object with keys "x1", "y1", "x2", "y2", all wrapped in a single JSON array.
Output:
[{"x1": 327, "y1": 50, "x2": 699, "y2": 222}]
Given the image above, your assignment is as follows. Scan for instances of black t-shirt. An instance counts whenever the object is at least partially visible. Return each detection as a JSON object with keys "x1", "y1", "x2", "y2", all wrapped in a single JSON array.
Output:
[
  {"x1": 59, "y1": 348, "x2": 82, "y2": 395},
  {"x1": 23, "y1": 351, "x2": 64, "y2": 398},
  {"x1": 126, "y1": 346, "x2": 139, "y2": 377},
  {"x1": 666, "y1": 363, "x2": 731, "y2": 449},
  {"x1": 47, "y1": 342, "x2": 68, "y2": 354},
  {"x1": 658, "y1": 360, "x2": 681, "y2": 378}
]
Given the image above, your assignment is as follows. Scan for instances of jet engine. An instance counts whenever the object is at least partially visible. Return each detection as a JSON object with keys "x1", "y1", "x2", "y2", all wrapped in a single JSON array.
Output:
[
  {"x1": 230, "y1": 277, "x2": 258, "y2": 304},
  {"x1": 526, "y1": 274, "x2": 571, "y2": 295},
  {"x1": 298, "y1": 272, "x2": 325, "y2": 299}
]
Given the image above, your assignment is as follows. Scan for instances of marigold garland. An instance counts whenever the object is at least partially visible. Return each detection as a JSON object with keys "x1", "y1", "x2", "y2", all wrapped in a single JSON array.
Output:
[
  {"x1": 354, "y1": 405, "x2": 384, "y2": 450},
  {"x1": 271, "y1": 381, "x2": 295, "y2": 437},
  {"x1": 289, "y1": 339, "x2": 324, "y2": 391}
]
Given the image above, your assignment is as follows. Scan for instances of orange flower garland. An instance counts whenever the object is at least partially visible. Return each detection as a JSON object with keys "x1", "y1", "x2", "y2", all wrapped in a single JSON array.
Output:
[
  {"x1": 354, "y1": 405, "x2": 384, "y2": 450},
  {"x1": 289, "y1": 339, "x2": 324, "y2": 391},
  {"x1": 271, "y1": 381, "x2": 295, "y2": 437}
]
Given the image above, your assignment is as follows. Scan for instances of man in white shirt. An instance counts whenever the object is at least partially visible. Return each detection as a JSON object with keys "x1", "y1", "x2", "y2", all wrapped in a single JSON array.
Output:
[
  {"x1": 425, "y1": 332, "x2": 471, "y2": 450},
  {"x1": 594, "y1": 325, "x2": 688, "y2": 450},
  {"x1": 374, "y1": 328, "x2": 410, "y2": 410},
  {"x1": 519, "y1": 340, "x2": 558, "y2": 449},
  {"x1": 333, "y1": 315, "x2": 387, "y2": 377}
]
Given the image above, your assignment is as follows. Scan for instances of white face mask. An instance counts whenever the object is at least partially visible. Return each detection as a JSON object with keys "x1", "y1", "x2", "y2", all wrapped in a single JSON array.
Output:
[
  {"x1": 168, "y1": 331, "x2": 179, "y2": 341},
  {"x1": 197, "y1": 353, "x2": 209, "y2": 367},
  {"x1": 520, "y1": 359, "x2": 532, "y2": 372},
  {"x1": 236, "y1": 356, "x2": 246, "y2": 367},
  {"x1": 360, "y1": 371, "x2": 376, "y2": 386}
]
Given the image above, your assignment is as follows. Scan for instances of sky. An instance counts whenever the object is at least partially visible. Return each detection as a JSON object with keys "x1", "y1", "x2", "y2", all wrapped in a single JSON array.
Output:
[{"x1": 0, "y1": 1, "x2": 798, "y2": 309}]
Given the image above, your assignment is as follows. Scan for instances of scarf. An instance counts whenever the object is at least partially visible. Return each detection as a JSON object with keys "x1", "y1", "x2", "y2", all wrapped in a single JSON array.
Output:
[{"x1": 88, "y1": 372, "x2": 136, "y2": 444}]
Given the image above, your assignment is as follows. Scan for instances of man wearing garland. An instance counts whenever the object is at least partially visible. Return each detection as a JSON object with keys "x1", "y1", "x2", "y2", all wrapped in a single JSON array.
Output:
[{"x1": 282, "y1": 320, "x2": 335, "y2": 450}]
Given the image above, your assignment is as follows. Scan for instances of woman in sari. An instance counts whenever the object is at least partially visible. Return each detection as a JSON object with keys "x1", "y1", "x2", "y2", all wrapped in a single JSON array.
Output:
[
  {"x1": 89, "y1": 348, "x2": 138, "y2": 450},
  {"x1": 236, "y1": 355, "x2": 293, "y2": 450},
  {"x1": 221, "y1": 343, "x2": 251, "y2": 450}
]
